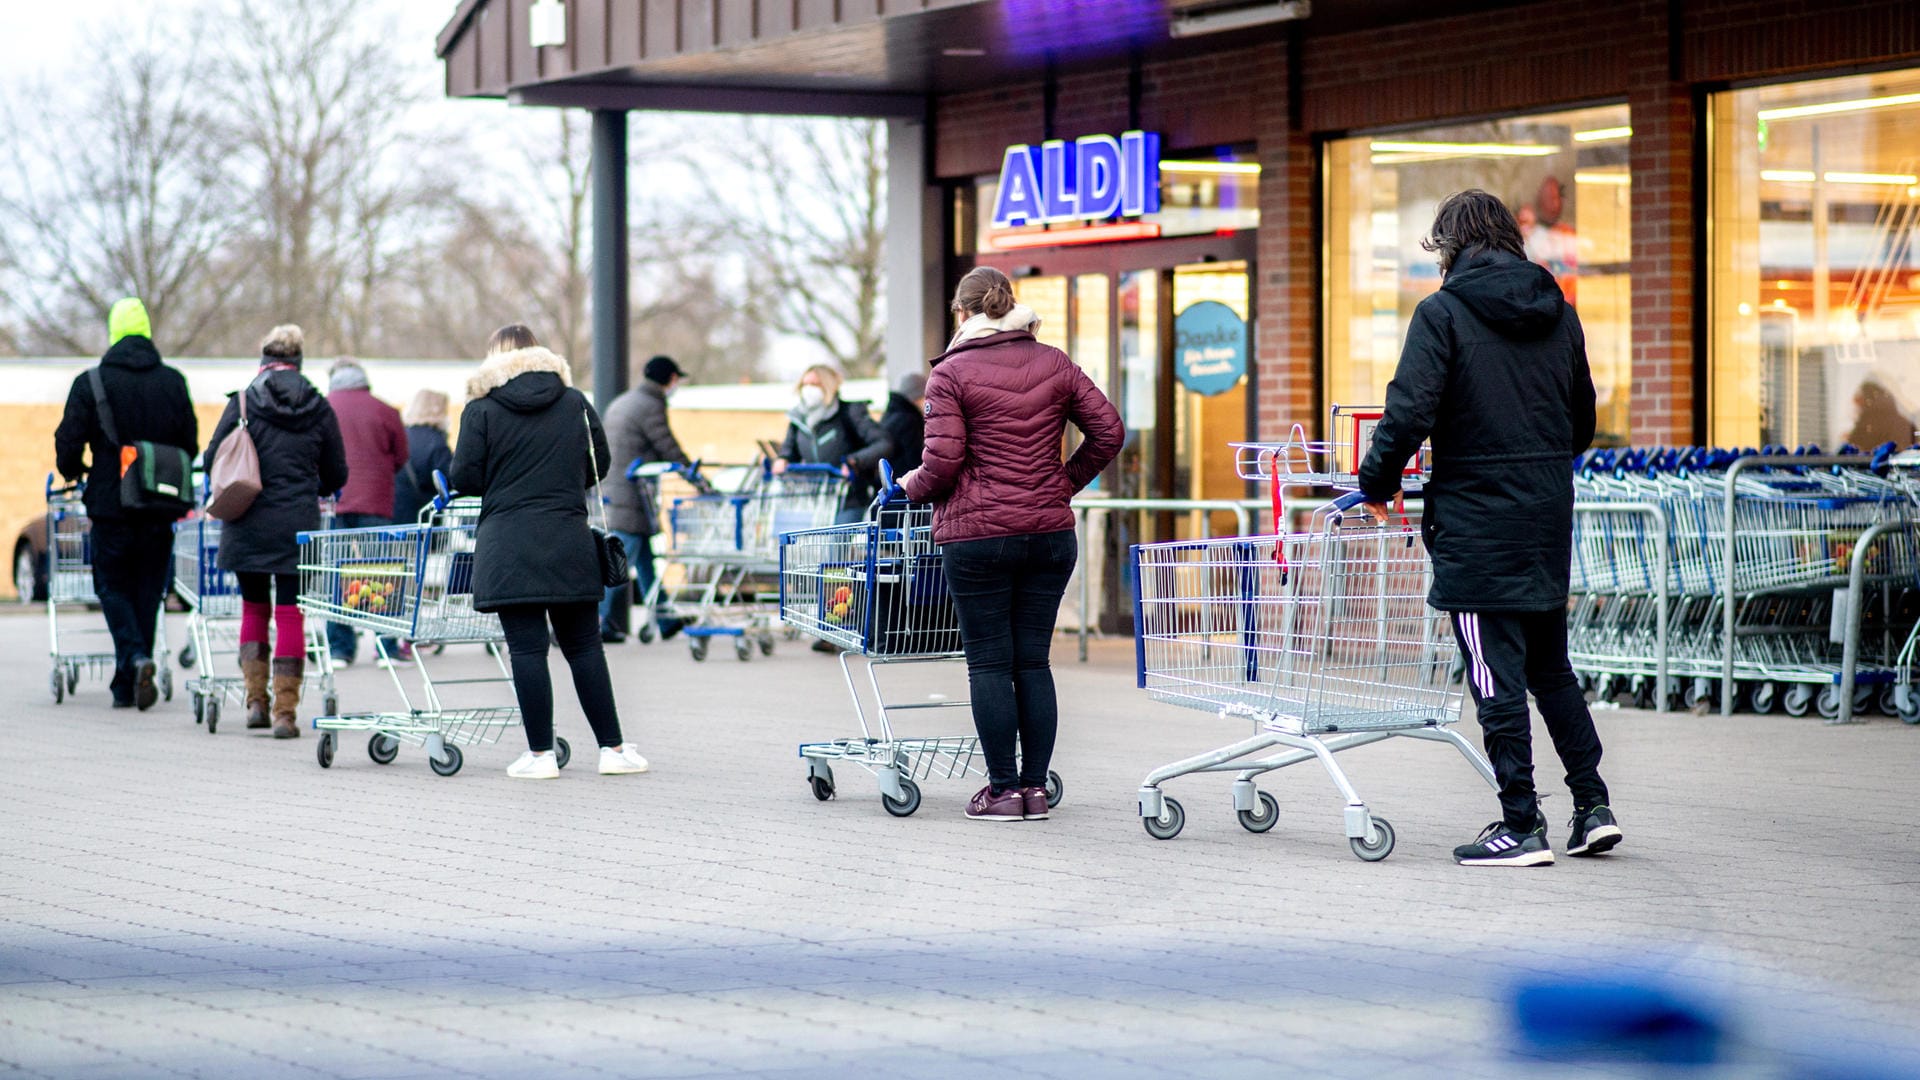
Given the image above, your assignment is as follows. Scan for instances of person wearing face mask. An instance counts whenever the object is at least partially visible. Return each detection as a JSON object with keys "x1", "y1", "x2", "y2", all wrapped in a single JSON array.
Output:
[
  {"x1": 600, "y1": 355, "x2": 701, "y2": 643},
  {"x1": 773, "y1": 364, "x2": 893, "y2": 525}
]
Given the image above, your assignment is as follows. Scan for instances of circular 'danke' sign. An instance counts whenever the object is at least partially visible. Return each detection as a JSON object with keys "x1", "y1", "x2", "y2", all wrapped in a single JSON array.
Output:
[{"x1": 1174, "y1": 300, "x2": 1247, "y2": 396}]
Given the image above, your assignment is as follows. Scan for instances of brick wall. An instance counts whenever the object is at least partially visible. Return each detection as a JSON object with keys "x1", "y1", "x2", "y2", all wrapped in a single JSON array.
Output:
[
  {"x1": 1252, "y1": 42, "x2": 1316, "y2": 443},
  {"x1": 1626, "y1": 1, "x2": 1695, "y2": 446}
]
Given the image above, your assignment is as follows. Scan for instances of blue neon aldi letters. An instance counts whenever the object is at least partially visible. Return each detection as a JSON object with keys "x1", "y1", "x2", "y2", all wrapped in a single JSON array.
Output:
[{"x1": 991, "y1": 130, "x2": 1161, "y2": 228}]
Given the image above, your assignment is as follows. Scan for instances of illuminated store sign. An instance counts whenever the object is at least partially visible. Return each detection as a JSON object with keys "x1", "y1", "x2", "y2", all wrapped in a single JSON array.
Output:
[{"x1": 991, "y1": 130, "x2": 1162, "y2": 228}]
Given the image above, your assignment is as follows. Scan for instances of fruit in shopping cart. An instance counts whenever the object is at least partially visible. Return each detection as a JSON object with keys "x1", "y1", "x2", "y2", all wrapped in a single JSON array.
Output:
[
  {"x1": 832, "y1": 585, "x2": 852, "y2": 605},
  {"x1": 829, "y1": 601, "x2": 850, "y2": 621}
]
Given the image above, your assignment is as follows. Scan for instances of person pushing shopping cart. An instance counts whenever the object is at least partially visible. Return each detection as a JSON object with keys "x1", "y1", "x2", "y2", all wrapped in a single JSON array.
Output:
[{"x1": 1357, "y1": 189, "x2": 1623, "y2": 868}]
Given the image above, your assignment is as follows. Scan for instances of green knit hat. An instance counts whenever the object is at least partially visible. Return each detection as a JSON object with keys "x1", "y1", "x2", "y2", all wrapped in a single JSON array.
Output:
[{"x1": 108, "y1": 298, "x2": 151, "y2": 345}]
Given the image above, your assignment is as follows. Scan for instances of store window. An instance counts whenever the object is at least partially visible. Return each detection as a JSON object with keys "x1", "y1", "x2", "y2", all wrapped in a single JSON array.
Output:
[
  {"x1": 1325, "y1": 105, "x2": 1633, "y2": 445},
  {"x1": 1709, "y1": 69, "x2": 1920, "y2": 450},
  {"x1": 957, "y1": 145, "x2": 1259, "y2": 255}
]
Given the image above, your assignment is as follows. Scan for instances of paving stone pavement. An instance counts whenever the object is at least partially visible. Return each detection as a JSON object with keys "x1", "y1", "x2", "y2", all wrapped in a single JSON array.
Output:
[{"x1": 4, "y1": 611, "x2": 1919, "y2": 1078}]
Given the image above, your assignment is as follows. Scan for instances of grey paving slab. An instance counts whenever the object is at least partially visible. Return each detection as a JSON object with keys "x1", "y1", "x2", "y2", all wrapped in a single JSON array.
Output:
[{"x1": 3, "y1": 611, "x2": 1920, "y2": 1077}]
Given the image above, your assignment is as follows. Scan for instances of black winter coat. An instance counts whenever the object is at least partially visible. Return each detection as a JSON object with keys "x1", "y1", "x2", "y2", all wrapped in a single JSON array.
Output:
[
  {"x1": 777, "y1": 398, "x2": 893, "y2": 510},
  {"x1": 392, "y1": 425, "x2": 454, "y2": 524},
  {"x1": 54, "y1": 336, "x2": 199, "y2": 522},
  {"x1": 878, "y1": 392, "x2": 925, "y2": 474},
  {"x1": 206, "y1": 366, "x2": 350, "y2": 575},
  {"x1": 448, "y1": 347, "x2": 610, "y2": 612},
  {"x1": 1358, "y1": 250, "x2": 1596, "y2": 612}
]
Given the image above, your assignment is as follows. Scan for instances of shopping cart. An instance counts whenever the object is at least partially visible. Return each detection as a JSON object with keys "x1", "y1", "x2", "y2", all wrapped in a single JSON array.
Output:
[
  {"x1": 1131, "y1": 489, "x2": 1495, "y2": 861},
  {"x1": 296, "y1": 497, "x2": 571, "y2": 776},
  {"x1": 778, "y1": 464, "x2": 1061, "y2": 816},
  {"x1": 172, "y1": 510, "x2": 338, "y2": 733},
  {"x1": 44, "y1": 476, "x2": 172, "y2": 704}
]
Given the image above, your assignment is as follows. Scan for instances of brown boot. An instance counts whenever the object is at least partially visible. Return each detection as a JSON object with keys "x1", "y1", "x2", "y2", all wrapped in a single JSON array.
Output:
[
  {"x1": 240, "y1": 641, "x2": 271, "y2": 729},
  {"x1": 270, "y1": 656, "x2": 303, "y2": 739}
]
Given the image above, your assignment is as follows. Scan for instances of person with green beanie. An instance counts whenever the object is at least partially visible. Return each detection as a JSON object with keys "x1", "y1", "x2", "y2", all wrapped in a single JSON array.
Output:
[{"x1": 54, "y1": 297, "x2": 199, "y2": 709}]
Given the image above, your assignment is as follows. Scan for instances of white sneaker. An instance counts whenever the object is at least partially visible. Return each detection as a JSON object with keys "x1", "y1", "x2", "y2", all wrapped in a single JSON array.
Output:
[
  {"x1": 599, "y1": 744, "x2": 650, "y2": 775},
  {"x1": 507, "y1": 750, "x2": 560, "y2": 779}
]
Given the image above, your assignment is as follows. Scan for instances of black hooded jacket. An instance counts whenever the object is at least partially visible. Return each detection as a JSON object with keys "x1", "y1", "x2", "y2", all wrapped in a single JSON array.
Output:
[
  {"x1": 448, "y1": 347, "x2": 610, "y2": 612},
  {"x1": 54, "y1": 336, "x2": 199, "y2": 522},
  {"x1": 878, "y1": 392, "x2": 925, "y2": 474},
  {"x1": 206, "y1": 365, "x2": 350, "y2": 575},
  {"x1": 1358, "y1": 250, "x2": 1596, "y2": 612}
]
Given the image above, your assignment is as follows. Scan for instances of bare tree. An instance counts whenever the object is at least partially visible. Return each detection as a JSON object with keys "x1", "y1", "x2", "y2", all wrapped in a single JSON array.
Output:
[
  {"x1": 0, "y1": 20, "x2": 240, "y2": 354},
  {"x1": 719, "y1": 118, "x2": 888, "y2": 376}
]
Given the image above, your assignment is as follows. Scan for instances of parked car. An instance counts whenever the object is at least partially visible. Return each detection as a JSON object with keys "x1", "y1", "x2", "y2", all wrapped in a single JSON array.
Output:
[{"x1": 14, "y1": 513, "x2": 51, "y2": 603}]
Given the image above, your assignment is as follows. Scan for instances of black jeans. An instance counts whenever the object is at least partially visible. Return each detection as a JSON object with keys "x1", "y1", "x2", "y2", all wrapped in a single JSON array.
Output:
[
  {"x1": 90, "y1": 517, "x2": 174, "y2": 703},
  {"x1": 1452, "y1": 608, "x2": 1610, "y2": 830},
  {"x1": 942, "y1": 530, "x2": 1077, "y2": 790},
  {"x1": 497, "y1": 601, "x2": 623, "y2": 753}
]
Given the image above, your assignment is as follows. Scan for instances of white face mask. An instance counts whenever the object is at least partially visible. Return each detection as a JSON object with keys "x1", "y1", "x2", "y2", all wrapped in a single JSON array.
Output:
[
  {"x1": 664, "y1": 384, "x2": 678, "y2": 399},
  {"x1": 799, "y1": 385, "x2": 826, "y2": 408}
]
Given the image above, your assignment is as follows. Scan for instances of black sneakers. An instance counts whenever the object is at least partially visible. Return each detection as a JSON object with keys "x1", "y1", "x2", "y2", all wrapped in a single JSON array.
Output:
[
  {"x1": 1567, "y1": 805, "x2": 1624, "y2": 856},
  {"x1": 1453, "y1": 821, "x2": 1555, "y2": 866}
]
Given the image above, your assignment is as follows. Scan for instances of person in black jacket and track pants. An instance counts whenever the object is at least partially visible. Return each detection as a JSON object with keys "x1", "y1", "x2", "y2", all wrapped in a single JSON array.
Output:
[
  {"x1": 449, "y1": 324, "x2": 648, "y2": 780},
  {"x1": 53, "y1": 297, "x2": 198, "y2": 710},
  {"x1": 1358, "y1": 189, "x2": 1622, "y2": 868}
]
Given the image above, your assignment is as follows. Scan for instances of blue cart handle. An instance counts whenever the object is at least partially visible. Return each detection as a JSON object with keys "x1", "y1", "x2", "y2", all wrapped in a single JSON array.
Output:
[{"x1": 431, "y1": 469, "x2": 453, "y2": 511}]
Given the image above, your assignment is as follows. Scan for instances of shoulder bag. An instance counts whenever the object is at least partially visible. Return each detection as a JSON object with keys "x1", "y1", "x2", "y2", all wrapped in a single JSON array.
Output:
[
  {"x1": 87, "y1": 368, "x2": 195, "y2": 515},
  {"x1": 205, "y1": 385, "x2": 264, "y2": 521},
  {"x1": 585, "y1": 408, "x2": 630, "y2": 589}
]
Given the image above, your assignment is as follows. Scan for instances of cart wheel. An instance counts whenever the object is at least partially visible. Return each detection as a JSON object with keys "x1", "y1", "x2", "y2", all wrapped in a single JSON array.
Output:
[
  {"x1": 1683, "y1": 680, "x2": 1712, "y2": 711},
  {"x1": 428, "y1": 744, "x2": 463, "y2": 777},
  {"x1": 1900, "y1": 694, "x2": 1920, "y2": 725},
  {"x1": 636, "y1": 621, "x2": 657, "y2": 645},
  {"x1": 554, "y1": 737, "x2": 571, "y2": 770},
  {"x1": 1783, "y1": 684, "x2": 1814, "y2": 718},
  {"x1": 1632, "y1": 680, "x2": 1654, "y2": 711},
  {"x1": 1750, "y1": 681, "x2": 1778, "y2": 714},
  {"x1": 734, "y1": 638, "x2": 752, "y2": 662},
  {"x1": 66, "y1": 668, "x2": 79, "y2": 694},
  {"x1": 810, "y1": 775, "x2": 835, "y2": 801},
  {"x1": 178, "y1": 643, "x2": 196, "y2": 671},
  {"x1": 323, "y1": 694, "x2": 339, "y2": 717},
  {"x1": 758, "y1": 634, "x2": 775, "y2": 657},
  {"x1": 1876, "y1": 686, "x2": 1899, "y2": 717},
  {"x1": 881, "y1": 777, "x2": 921, "y2": 817},
  {"x1": 316, "y1": 731, "x2": 336, "y2": 768},
  {"x1": 160, "y1": 667, "x2": 173, "y2": 702},
  {"x1": 367, "y1": 733, "x2": 399, "y2": 765},
  {"x1": 783, "y1": 626, "x2": 800, "y2": 642},
  {"x1": 689, "y1": 637, "x2": 709, "y2": 662},
  {"x1": 1044, "y1": 770, "x2": 1064, "y2": 809},
  {"x1": 191, "y1": 691, "x2": 204, "y2": 725},
  {"x1": 205, "y1": 699, "x2": 219, "y2": 734},
  {"x1": 1816, "y1": 685, "x2": 1841, "y2": 719},
  {"x1": 1237, "y1": 790, "x2": 1280, "y2": 834},
  {"x1": 1350, "y1": 816, "x2": 1396, "y2": 862},
  {"x1": 50, "y1": 669, "x2": 63, "y2": 704},
  {"x1": 1142, "y1": 796, "x2": 1185, "y2": 840}
]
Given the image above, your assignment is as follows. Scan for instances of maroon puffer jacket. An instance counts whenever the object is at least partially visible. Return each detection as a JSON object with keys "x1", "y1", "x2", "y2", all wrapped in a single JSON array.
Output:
[{"x1": 901, "y1": 330, "x2": 1124, "y2": 544}]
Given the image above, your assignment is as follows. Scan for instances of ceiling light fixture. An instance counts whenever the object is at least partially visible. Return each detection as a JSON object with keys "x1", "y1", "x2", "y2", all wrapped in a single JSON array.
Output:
[
  {"x1": 1574, "y1": 170, "x2": 1631, "y2": 185},
  {"x1": 1760, "y1": 169, "x2": 1920, "y2": 185},
  {"x1": 1170, "y1": 1, "x2": 1310, "y2": 39},
  {"x1": 1368, "y1": 140, "x2": 1560, "y2": 157},
  {"x1": 1758, "y1": 91, "x2": 1920, "y2": 121},
  {"x1": 1572, "y1": 126, "x2": 1633, "y2": 143},
  {"x1": 1160, "y1": 161, "x2": 1262, "y2": 176}
]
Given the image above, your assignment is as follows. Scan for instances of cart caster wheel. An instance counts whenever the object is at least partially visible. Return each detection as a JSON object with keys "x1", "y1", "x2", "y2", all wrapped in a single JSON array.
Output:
[
  {"x1": 881, "y1": 777, "x2": 921, "y2": 817},
  {"x1": 178, "y1": 644, "x2": 196, "y2": 671},
  {"x1": 191, "y1": 692, "x2": 204, "y2": 725},
  {"x1": 205, "y1": 700, "x2": 219, "y2": 733},
  {"x1": 689, "y1": 638, "x2": 709, "y2": 662},
  {"x1": 1900, "y1": 696, "x2": 1920, "y2": 725},
  {"x1": 1237, "y1": 790, "x2": 1280, "y2": 834},
  {"x1": 636, "y1": 621, "x2": 657, "y2": 644},
  {"x1": 67, "y1": 669, "x2": 79, "y2": 694},
  {"x1": 758, "y1": 634, "x2": 775, "y2": 657},
  {"x1": 1143, "y1": 796, "x2": 1185, "y2": 840},
  {"x1": 316, "y1": 732, "x2": 336, "y2": 768},
  {"x1": 1632, "y1": 680, "x2": 1654, "y2": 710},
  {"x1": 323, "y1": 694, "x2": 339, "y2": 717},
  {"x1": 160, "y1": 668, "x2": 173, "y2": 701},
  {"x1": 367, "y1": 733, "x2": 399, "y2": 765},
  {"x1": 734, "y1": 638, "x2": 751, "y2": 662},
  {"x1": 1816, "y1": 685, "x2": 1841, "y2": 719},
  {"x1": 1750, "y1": 681, "x2": 1778, "y2": 714},
  {"x1": 1044, "y1": 770, "x2": 1064, "y2": 809},
  {"x1": 49, "y1": 669, "x2": 63, "y2": 704},
  {"x1": 1876, "y1": 686, "x2": 1899, "y2": 717},
  {"x1": 1783, "y1": 684, "x2": 1813, "y2": 717},
  {"x1": 1683, "y1": 680, "x2": 1713, "y2": 711},
  {"x1": 1350, "y1": 816, "x2": 1395, "y2": 862},
  {"x1": 554, "y1": 737, "x2": 571, "y2": 770},
  {"x1": 810, "y1": 775, "x2": 835, "y2": 801},
  {"x1": 428, "y1": 744, "x2": 463, "y2": 777}
]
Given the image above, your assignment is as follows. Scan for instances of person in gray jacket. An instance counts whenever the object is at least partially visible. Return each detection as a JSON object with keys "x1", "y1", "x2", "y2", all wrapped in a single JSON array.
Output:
[{"x1": 599, "y1": 355, "x2": 699, "y2": 642}]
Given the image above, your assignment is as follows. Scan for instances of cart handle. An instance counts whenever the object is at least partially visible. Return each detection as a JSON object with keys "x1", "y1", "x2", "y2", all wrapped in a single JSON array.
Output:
[
  {"x1": 431, "y1": 469, "x2": 452, "y2": 511},
  {"x1": 868, "y1": 458, "x2": 904, "y2": 514}
]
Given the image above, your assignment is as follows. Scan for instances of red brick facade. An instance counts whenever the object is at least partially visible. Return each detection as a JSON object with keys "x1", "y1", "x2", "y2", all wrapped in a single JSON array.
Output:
[{"x1": 933, "y1": 0, "x2": 1920, "y2": 446}]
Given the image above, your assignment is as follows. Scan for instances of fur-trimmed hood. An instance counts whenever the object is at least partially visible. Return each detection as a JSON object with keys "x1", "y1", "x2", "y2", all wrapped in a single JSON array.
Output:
[{"x1": 466, "y1": 346, "x2": 573, "y2": 402}]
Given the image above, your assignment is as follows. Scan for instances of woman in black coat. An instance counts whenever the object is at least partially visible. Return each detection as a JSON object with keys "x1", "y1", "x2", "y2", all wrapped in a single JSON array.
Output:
[
  {"x1": 448, "y1": 325, "x2": 647, "y2": 781},
  {"x1": 204, "y1": 324, "x2": 349, "y2": 738},
  {"x1": 392, "y1": 389, "x2": 455, "y2": 525},
  {"x1": 774, "y1": 364, "x2": 893, "y2": 522}
]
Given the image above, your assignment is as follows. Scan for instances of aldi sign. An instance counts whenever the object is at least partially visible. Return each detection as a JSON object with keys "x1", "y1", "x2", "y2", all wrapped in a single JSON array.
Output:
[{"x1": 991, "y1": 130, "x2": 1162, "y2": 229}]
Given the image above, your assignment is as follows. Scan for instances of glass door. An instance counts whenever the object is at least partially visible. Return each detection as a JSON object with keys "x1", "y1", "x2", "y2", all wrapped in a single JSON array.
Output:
[{"x1": 1172, "y1": 261, "x2": 1252, "y2": 537}]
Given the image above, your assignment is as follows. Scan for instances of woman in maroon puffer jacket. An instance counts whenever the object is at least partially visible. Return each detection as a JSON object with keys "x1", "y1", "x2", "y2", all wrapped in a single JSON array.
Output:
[{"x1": 901, "y1": 266, "x2": 1124, "y2": 822}]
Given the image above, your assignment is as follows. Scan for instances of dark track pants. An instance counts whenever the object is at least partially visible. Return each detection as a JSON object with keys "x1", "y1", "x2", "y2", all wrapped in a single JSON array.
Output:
[
  {"x1": 90, "y1": 517, "x2": 174, "y2": 704},
  {"x1": 1452, "y1": 608, "x2": 1610, "y2": 831}
]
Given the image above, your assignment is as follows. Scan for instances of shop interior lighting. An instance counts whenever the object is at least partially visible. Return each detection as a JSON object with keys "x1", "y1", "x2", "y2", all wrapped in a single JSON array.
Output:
[
  {"x1": 1757, "y1": 91, "x2": 1920, "y2": 121},
  {"x1": 1572, "y1": 126, "x2": 1633, "y2": 143},
  {"x1": 1760, "y1": 169, "x2": 1920, "y2": 185},
  {"x1": 1169, "y1": 1, "x2": 1310, "y2": 38},
  {"x1": 1368, "y1": 141, "x2": 1560, "y2": 164},
  {"x1": 987, "y1": 222, "x2": 1163, "y2": 250},
  {"x1": 1574, "y1": 170, "x2": 1632, "y2": 185},
  {"x1": 1159, "y1": 160, "x2": 1262, "y2": 176}
]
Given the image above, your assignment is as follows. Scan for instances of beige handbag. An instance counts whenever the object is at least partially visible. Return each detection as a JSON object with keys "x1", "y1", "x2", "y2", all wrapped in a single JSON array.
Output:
[{"x1": 205, "y1": 385, "x2": 263, "y2": 520}]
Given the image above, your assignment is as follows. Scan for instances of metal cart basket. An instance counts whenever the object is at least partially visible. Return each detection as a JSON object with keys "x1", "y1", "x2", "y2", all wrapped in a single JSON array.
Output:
[{"x1": 45, "y1": 476, "x2": 171, "y2": 704}]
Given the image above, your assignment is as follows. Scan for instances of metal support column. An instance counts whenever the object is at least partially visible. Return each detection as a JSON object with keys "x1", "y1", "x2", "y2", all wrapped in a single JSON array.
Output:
[
  {"x1": 884, "y1": 112, "x2": 942, "y2": 388},
  {"x1": 591, "y1": 109, "x2": 629, "y2": 412}
]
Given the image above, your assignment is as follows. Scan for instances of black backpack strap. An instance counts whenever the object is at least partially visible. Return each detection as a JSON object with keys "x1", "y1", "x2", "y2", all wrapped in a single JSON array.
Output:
[{"x1": 87, "y1": 368, "x2": 122, "y2": 447}]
